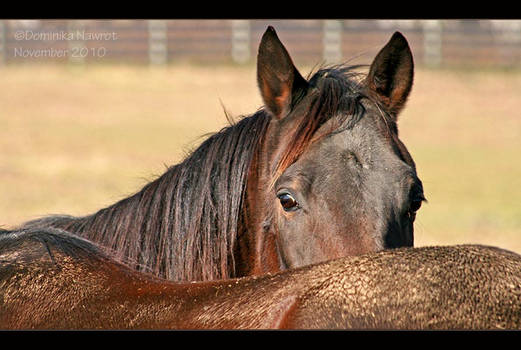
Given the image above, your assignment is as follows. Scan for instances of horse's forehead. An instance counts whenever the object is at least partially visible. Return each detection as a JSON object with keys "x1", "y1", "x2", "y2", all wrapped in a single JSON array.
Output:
[
  {"x1": 321, "y1": 112, "x2": 393, "y2": 154},
  {"x1": 308, "y1": 108, "x2": 414, "y2": 172}
]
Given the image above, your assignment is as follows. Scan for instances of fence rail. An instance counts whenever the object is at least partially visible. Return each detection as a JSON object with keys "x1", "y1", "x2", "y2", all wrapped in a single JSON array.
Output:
[{"x1": 1, "y1": 19, "x2": 520, "y2": 67}]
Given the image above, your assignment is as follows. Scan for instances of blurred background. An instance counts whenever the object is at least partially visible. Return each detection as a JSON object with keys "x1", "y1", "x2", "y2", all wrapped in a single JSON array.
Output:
[{"x1": 0, "y1": 19, "x2": 520, "y2": 253}]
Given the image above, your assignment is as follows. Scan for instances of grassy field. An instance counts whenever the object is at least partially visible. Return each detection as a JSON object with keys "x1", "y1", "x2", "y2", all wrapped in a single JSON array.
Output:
[{"x1": 1, "y1": 63, "x2": 520, "y2": 253}]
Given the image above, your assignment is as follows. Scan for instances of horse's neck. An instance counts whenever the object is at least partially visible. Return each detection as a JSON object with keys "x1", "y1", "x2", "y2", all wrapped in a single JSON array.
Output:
[
  {"x1": 22, "y1": 112, "x2": 272, "y2": 281},
  {"x1": 237, "y1": 134, "x2": 283, "y2": 277}
]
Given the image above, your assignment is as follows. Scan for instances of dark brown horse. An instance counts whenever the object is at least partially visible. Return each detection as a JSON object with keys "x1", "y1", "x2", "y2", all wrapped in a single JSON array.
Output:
[
  {"x1": 2, "y1": 227, "x2": 520, "y2": 329},
  {"x1": 17, "y1": 27, "x2": 424, "y2": 282}
]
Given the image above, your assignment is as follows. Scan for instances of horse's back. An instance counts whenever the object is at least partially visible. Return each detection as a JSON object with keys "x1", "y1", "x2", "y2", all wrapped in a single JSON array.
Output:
[
  {"x1": 0, "y1": 228, "x2": 129, "y2": 329},
  {"x1": 285, "y1": 245, "x2": 521, "y2": 329},
  {"x1": 2, "y1": 229, "x2": 521, "y2": 329}
]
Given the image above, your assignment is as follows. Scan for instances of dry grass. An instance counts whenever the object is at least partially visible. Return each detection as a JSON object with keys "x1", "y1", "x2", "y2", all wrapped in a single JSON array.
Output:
[
  {"x1": 1, "y1": 63, "x2": 520, "y2": 254},
  {"x1": 399, "y1": 68, "x2": 521, "y2": 252}
]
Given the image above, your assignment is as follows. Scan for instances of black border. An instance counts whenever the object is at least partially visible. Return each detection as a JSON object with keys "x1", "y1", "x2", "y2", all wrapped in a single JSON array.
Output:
[{"x1": 1, "y1": 3, "x2": 520, "y2": 20}]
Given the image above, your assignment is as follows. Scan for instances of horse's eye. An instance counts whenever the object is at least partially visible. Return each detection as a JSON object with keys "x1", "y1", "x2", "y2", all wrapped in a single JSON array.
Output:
[{"x1": 278, "y1": 193, "x2": 299, "y2": 212}]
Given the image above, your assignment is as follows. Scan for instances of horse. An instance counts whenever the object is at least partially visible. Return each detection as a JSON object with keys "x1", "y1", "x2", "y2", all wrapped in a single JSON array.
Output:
[
  {"x1": 15, "y1": 27, "x2": 424, "y2": 282},
  {"x1": 2, "y1": 227, "x2": 520, "y2": 330}
]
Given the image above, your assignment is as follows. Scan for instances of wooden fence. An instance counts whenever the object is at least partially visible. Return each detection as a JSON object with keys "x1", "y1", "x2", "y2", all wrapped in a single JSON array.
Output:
[{"x1": 1, "y1": 19, "x2": 520, "y2": 67}]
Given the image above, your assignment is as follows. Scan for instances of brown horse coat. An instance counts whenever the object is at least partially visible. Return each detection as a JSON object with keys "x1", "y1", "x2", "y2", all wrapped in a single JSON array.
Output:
[{"x1": 1, "y1": 228, "x2": 520, "y2": 329}]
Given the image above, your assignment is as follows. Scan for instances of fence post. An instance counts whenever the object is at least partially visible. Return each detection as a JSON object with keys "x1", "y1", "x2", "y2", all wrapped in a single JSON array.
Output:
[
  {"x1": 490, "y1": 20, "x2": 521, "y2": 65},
  {"x1": 148, "y1": 20, "x2": 167, "y2": 65},
  {"x1": 0, "y1": 20, "x2": 5, "y2": 65},
  {"x1": 422, "y1": 20, "x2": 442, "y2": 67},
  {"x1": 323, "y1": 20, "x2": 342, "y2": 64},
  {"x1": 231, "y1": 20, "x2": 250, "y2": 63},
  {"x1": 68, "y1": 20, "x2": 85, "y2": 64}
]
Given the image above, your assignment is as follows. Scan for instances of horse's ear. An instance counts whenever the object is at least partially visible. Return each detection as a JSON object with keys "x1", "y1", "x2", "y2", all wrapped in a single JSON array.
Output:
[
  {"x1": 366, "y1": 32, "x2": 414, "y2": 117},
  {"x1": 257, "y1": 26, "x2": 309, "y2": 120}
]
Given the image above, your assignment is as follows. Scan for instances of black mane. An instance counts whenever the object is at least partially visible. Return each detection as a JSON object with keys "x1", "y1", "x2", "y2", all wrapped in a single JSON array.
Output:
[{"x1": 24, "y1": 112, "x2": 271, "y2": 281}]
